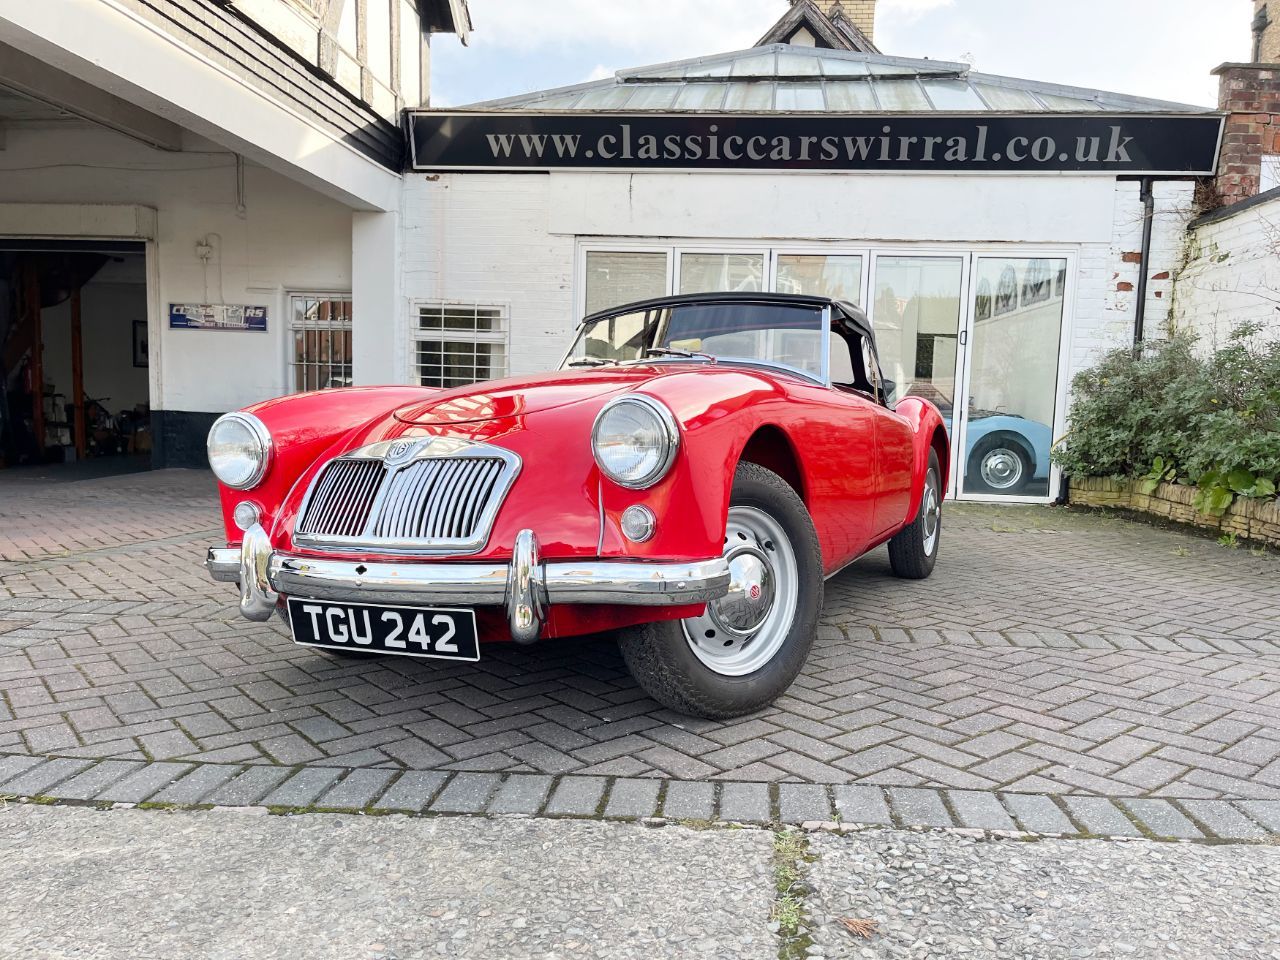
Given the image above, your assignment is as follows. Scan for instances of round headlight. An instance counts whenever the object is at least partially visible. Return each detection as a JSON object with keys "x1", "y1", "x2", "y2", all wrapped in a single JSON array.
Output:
[
  {"x1": 207, "y1": 412, "x2": 271, "y2": 490},
  {"x1": 592, "y1": 395, "x2": 679, "y2": 489}
]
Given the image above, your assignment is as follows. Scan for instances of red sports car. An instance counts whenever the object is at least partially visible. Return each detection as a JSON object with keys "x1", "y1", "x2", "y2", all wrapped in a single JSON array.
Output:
[{"x1": 206, "y1": 293, "x2": 948, "y2": 719}]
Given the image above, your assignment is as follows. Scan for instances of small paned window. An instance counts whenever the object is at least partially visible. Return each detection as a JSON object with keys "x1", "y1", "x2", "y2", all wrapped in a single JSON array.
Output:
[
  {"x1": 290, "y1": 295, "x2": 353, "y2": 392},
  {"x1": 414, "y1": 303, "x2": 509, "y2": 388}
]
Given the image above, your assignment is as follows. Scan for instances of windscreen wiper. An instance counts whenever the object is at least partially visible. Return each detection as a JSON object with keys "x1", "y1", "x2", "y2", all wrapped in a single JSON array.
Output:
[
  {"x1": 644, "y1": 347, "x2": 717, "y2": 363},
  {"x1": 567, "y1": 357, "x2": 619, "y2": 367}
]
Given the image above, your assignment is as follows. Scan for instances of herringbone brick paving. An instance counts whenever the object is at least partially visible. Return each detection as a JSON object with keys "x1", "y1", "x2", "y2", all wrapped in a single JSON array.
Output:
[{"x1": 2, "y1": 469, "x2": 1279, "y2": 802}]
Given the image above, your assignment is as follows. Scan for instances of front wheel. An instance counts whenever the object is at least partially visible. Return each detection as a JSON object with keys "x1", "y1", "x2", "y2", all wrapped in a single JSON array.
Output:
[
  {"x1": 887, "y1": 450, "x2": 942, "y2": 579},
  {"x1": 617, "y1": 462, "x2": 823, "y2": 720}
]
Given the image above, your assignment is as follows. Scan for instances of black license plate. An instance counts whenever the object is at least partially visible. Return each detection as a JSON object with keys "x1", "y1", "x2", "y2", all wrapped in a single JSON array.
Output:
[{"x1": 287, "y1": 598, "x2": 480, "y2": 662}]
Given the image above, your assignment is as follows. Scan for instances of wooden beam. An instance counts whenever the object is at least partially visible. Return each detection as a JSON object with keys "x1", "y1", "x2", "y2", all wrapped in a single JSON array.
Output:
[
  {"x1": 22, "y1": 260, "x2": 44, "y2": 461},
  {"x1": 71, "y1": 286, "x2": 85, "y2": 461}
]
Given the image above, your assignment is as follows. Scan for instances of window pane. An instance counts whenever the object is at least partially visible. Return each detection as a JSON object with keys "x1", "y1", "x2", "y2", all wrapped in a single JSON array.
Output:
[
  {"x1": 417, "y1": 340, "x2": 507, "y2": 388},
  {"x1": 962, "y1": 258, "x2": 1065, "y2": 499},
  {"x1": 679, "y1": 253, "x2": 764, "y2": 294},
  {"x1": 569, "y1": 310, "x2": 656, "y2": 362},
  {"x1": 290, "y1": 295, "x2": 353, "y2": 392},
  {"x1": 776, "y1": 254, "x2": 862, "y2": 304},
  {"x1": 870, "y1": 257, "x2": 962, "y2": 412},
  {"x1": 584, "y1": 252, "x2": 668, "y2": 315},
  {"x1": 413, "y1": 302, "x2": 509, "y2": 389}
]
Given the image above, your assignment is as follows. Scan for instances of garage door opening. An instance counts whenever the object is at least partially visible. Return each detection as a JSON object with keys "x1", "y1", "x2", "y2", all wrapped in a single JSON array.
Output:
[{"x1": 0, "y1": 240, "x2": 151, "y2": 477}]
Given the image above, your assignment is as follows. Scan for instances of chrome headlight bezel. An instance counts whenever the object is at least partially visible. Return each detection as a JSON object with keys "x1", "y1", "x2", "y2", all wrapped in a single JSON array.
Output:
[
  {"x1": 591, "y1": 394, "x2": 680, "y2": 490},
  {"x1": 207, "y1": 412, "x2": 272, "y2": 490}
]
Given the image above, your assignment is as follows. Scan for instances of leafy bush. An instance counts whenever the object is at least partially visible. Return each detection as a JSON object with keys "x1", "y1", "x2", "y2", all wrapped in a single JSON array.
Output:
[{"x1": 1054, "y1": 325, "x2": 1280, "y2": 514}]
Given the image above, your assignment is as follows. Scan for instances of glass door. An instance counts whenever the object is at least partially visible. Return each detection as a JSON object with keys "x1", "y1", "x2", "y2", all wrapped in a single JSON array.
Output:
[
  {"x1": 955, "y1": 257, "x2": 1067, "y2": 499},
  {"x1": 869, "y1": 255, "x2": 967, "y2": 493}
]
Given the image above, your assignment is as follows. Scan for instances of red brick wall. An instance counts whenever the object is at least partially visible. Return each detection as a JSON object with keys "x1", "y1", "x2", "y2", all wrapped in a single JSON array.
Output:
[{"x1": 1214, "y1": 63, "x2": 1280, "y2": 203}]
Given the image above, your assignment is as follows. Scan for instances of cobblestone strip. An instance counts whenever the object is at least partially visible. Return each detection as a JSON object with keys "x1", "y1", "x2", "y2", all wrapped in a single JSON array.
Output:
[{"x1": 3, "y1": 755, "x2": 1279, "y2": 843}]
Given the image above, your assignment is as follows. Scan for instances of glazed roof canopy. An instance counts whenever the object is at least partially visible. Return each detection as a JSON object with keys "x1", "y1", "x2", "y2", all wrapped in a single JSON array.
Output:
[{"x1": 456, "y1": 45, "x2": 1212, "y2": 115}]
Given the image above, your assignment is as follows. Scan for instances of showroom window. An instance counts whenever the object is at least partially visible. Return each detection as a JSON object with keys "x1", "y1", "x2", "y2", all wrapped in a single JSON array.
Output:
[
  {"x1": 289, "y1": 295, "x2": 353, "y2": 392},
  {"x1": 776, "y1": 254, "x2": 863, "y2": 303},
  {"x1": 584, "y1": 251, "x2": 668, "y2": 316},
  {"x1": 413, "y1": 302, "x2": 509, "y2": 388},
  {"x1": 573, "y1": 243, "x2": 1073, "y2": 504},
  {"x1": 679, "y1": 253, "x2": 764, "y2": 294}
]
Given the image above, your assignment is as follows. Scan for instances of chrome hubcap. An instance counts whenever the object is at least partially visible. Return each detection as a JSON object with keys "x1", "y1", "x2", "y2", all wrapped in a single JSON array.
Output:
[
  {"x1": 922, "y1": 468, "x2": 940, "y2": 556},
  {"x1": 712, "y1": 547, "x2": 776, "y2": 634},
  {"x1": 683, "y1": 505, "x2": 798, "y2": 677},
  {"x1": 980, "y1": 448, "x2": 1024, "y2": 490}
]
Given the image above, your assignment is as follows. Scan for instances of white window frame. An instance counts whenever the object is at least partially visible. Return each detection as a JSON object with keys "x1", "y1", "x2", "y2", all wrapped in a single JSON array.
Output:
[
  {"x1": 411, "y1": 300, "x2": 511, "y2": 388},
  {"x1": 1262, "y1": 155, "x2": 1280, "y2": 193}
]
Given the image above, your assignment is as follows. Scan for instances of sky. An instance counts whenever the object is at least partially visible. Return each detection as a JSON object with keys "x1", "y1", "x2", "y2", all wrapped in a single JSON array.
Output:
[{"x1": 430, "y1": 0, "x2": 1252, "y2": 109}]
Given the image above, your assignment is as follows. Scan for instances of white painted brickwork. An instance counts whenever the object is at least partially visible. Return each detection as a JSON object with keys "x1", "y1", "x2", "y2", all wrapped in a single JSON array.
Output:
[
  {"x1": 1062, "y1": 181, "x2": 1193, "y2": 402},
  {"x1": 399, "y1": 173, "x2": 1194, "y2": 411},
  {"x1": 1172, "y1": 193, "x2": 1280, "y2": 350},
  {"x1": 401, "y1": 175, "x2": 576, "y2": 382}
]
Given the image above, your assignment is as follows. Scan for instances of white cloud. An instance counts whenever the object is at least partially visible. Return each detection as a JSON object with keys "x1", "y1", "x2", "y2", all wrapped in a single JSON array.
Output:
[{"x1": 584, "y1": 64, "x2": 615, "y2": 82}]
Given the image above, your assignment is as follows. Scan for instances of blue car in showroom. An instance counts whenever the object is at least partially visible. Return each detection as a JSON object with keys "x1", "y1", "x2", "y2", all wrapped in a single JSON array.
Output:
[{"x1": 948, "y1": 410, "x2": 1053, "y2": 494}]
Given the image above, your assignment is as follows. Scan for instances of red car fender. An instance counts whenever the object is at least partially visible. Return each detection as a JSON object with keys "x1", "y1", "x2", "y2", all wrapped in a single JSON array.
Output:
[
  {"x1": 594, "y1": 369, "x2": 799, "y2": 563},
  {"x1": 216, "y1": 386, "x2": 435, "y2": 544},
  {"x1": 892, "y1": 396, "x2": 950, "y2": 523}
]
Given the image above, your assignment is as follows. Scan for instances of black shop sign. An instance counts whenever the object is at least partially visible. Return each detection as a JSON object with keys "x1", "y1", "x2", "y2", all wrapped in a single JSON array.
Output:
[{"x1": 408, "y1": 112, "x2": 1223, "y2": 176}]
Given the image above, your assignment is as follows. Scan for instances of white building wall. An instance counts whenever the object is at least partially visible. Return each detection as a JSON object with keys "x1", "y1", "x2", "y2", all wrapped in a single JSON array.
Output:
[
  {"x1": 401, "y1": 172, "x2": 1194, "y2": 393},
  {"x1": 0, "y1": 123, "x2": 353, "y2": 413},
  {"x1": 1171, "y1": 193, "x2": 1280, "y2": 349},
  {"x1": 402, "y1": 174, "x2": 576, "y2": 377}
]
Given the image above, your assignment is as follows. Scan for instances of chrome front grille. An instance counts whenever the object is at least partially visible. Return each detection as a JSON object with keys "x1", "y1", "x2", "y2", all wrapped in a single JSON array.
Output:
[
  {"x1": 293, "y1": 438, "x2": 520, "y2": 555},
  {"x1": 296, "y1": 459, "x2": 385, "y2": 538},
  {"x1": 371, "y1": 457, "x2": 507, "y2": 540}
]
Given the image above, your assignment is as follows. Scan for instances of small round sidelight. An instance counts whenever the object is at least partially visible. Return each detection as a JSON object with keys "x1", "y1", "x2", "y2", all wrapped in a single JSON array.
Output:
[
  {"x1": 233, "y1": 501, "x2": 261, "y2": 531},
  {"x1": 620, "y1": 504, "x2": 657, "y2": 543}
]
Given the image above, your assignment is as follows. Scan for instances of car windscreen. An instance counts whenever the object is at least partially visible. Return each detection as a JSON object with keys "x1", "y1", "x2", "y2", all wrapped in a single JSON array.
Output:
[{"x1": 566, "y1": 302, "x2": 825, "y2": 378}]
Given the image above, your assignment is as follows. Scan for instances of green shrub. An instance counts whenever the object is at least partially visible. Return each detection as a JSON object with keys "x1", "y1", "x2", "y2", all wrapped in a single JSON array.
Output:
[{"x1": 1054, "y1": 325, "x2": 1280, "y2": 514}]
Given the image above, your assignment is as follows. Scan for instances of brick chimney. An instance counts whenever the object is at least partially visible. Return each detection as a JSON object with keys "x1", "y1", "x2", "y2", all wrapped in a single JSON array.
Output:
[
  {"x1": 1208, "y1": 5, "x2": 1280, "y2": 204},
  {"x1": 1254, "y1": 2, "x2": 1280, "y2": 63},
  {"x1": 796, "y1": 0, "x2": 876, "y2": 43}
]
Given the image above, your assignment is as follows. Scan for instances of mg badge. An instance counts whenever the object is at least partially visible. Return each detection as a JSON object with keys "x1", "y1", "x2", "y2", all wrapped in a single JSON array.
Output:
[{"x1": 386, "y1": 439, "x2": 420, "y2": 466}]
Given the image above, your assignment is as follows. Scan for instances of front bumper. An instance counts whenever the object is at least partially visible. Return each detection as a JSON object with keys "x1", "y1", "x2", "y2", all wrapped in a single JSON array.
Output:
[{"x1": 206, "y1": 524, "x2": 730, "y2": 644}]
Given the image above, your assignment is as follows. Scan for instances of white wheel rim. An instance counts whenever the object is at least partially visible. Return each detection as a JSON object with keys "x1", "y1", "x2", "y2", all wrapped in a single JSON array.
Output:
[
  {"x1": 922, "y1": 468, "x2": 941, "y2": 556},
  {"x1": 980, "y1": 447, "x2": 1024, "y2": 490},
  {"x1": 682, "y1": 505, "x2": 799, "y2": 677}
]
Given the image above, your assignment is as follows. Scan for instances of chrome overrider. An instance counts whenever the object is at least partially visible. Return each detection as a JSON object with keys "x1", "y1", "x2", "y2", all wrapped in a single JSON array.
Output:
[{"x1": 206, "y1": 524, "x2": 731, "y2": 644}]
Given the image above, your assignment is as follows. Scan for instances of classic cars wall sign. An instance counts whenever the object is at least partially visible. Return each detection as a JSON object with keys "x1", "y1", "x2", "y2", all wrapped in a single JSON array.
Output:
[
  {"x1": 169, "y1": 304, "x2": 268, "y2": 331},
  {"x1": 407, "y1": 112, "x2": 1224, "y2": 176}
]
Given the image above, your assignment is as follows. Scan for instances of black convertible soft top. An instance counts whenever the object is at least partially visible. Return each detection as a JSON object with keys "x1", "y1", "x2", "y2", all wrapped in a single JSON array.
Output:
[{"x1": 579, "y1": 291, "x2": 875, "y2": 346}]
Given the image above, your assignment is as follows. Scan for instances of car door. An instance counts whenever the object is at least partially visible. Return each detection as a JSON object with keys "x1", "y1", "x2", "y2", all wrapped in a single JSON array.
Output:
[
  {"x1": 803, "y1": 328, "x2": 883, "y2": 565},
  {"x1": 860, "y1": 335, "x2": 915, "y2": 536}
]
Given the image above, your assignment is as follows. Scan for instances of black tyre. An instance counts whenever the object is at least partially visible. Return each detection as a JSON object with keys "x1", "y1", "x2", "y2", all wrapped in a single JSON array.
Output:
[
  {"x1": 617, "y1": 462, "x2": 823, "y2": 720},
  {"x1": 967, "y1": 440, "x2": 1031, "y2": 494},
  {"x1": 887, "y1": 449, "x2": 942, "y2": 579}
]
